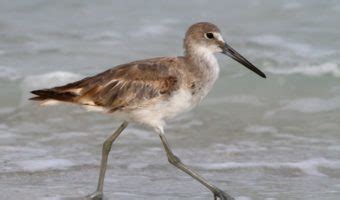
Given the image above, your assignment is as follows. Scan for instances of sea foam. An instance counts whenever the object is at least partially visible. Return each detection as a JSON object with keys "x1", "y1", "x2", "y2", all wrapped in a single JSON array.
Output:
[
  {"x1": 22, "y1": 71, "x2": 83, "y2": 90},
  {"x1": 250, "y1": 35, "x2": 334, "y2": 58},
  {"x1": 196, "y1": 158, "x2": 340, "y2": 176},
  {"x1": 0, "y1": 66, "x2": 21, "y2": 81},
  {"x1": 282, "y1": 96, "x2": 340, "y2": 113},
  {"x1": 244, "y1": 125, "x2": 278, "y2": 134},
  {"x1": 265, "y1": 63, "x2": 340, "y2": 77},
  {"x1": 16, "y1": 158, "x2": 74, "y2": 172},
  {"x1": 204, "y1": 95, "x2": 263, "y2": 106},
  {"x1": 236, "y1": 196, "x2": 252, "y2": 200},
  {"x1": 21, "y1": 71, "x2": 83, "y2": 104},
  {"x1": 130, "y1": 24, "x2": 170, "y2": 37}
]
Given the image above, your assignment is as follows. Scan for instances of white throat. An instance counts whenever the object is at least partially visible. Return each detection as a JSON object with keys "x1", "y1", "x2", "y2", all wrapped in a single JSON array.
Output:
[
  {"x1": 193, "y1": 46, "x2": 220, "y2": 80},
  {"x1": 189, "y1": 46, "x2": 220, "y2": 102}
]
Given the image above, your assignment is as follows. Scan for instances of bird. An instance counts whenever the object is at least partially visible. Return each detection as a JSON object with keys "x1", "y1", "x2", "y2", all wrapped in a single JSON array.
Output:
[{"x1": 30, "y1": 22, "x2": 266, "y2": 200}]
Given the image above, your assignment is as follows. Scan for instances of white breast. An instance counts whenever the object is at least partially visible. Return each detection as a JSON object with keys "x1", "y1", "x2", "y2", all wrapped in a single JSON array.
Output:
[
  {"x1": 121, "y1": 89, "x2": 193, "y2": 131},
  {"x1": 114, "y1": 47, "x2": 220, "y2": 131}
]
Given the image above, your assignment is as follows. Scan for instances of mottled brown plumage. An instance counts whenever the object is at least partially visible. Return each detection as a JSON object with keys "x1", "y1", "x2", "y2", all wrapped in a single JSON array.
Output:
[
  {"x1": 31, "y1": 57, "x2": 187, "y2": 112},
  {"x1": 30, "y1": 22, "x2": 266, "y2": 200}
]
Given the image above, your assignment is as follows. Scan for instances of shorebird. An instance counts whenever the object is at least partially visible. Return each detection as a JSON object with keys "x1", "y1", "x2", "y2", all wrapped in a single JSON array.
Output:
[{"x1": 30, "y1": 22, "x2": 266, "y2": 200}]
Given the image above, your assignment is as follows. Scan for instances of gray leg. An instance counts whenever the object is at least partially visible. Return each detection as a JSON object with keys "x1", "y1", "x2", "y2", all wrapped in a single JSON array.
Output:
[
  {"x1": 87, "y1": 121, "x2": 129, "y2": 200},
  {"x1": 159, "y1": 133, "x2": 234, "y2": 200}
]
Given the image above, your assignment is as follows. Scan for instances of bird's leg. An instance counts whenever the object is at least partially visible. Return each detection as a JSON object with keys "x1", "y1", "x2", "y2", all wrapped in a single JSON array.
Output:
[
  {"x1": 86, "y1": 121, "x2": 129, "y2": 200},
  {"x1": 158, "y1": 133, "x2": 234, "y2": 200}
]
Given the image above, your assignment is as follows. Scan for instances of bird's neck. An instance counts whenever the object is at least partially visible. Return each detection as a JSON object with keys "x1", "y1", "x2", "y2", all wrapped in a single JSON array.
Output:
[
  {"x1": 185, "y1": 46, "x2": 220, "y2": 79},
  {"x1": 184, "y1": 46, "x2": 220, "y2": 102}
]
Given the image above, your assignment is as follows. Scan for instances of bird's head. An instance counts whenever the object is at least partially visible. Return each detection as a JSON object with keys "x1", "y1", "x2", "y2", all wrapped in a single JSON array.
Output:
[{"x1": 184, "y1": 22, "x2": 266, "y2": 78}]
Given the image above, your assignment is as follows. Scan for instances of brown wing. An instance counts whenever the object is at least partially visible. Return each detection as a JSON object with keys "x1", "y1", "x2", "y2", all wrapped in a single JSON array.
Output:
[{"x1": 30, "y1": 57, "x2": 181, "y2": 112}]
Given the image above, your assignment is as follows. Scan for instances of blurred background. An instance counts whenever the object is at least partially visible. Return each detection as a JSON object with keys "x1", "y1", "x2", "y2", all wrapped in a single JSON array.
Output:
[{"x1": 0, "y1": 0, "x2": 339, "y2": 199}]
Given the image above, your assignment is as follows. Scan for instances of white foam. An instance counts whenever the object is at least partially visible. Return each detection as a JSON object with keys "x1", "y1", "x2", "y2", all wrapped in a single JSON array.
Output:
[
  {"x1": 129, "y1": 128, "x2": 154, "y2": 139},
  {"x1": 266, "y1": 63, "x2": 340, "y2": 77},
  {"x1": 282, "y1": 96, "x2": 340, "y2": 113},
  {"x1": 251, "y1": 35, "x2": 286, "y2": 46},
  {"x1": 244, "y1": 125, "x2": 278, "y2": 134},
  {"x1": 274, "y1": 133, "x2": 333, "y2": 144},
  {"x1": 0, "y1": 146, "x2": 47, "y2": 154},
  {"x1": 282, "y1": 2, "x2": 301, "y2": 10},
  {"x1": 214, "y1": 142, "x2": 268, "y2": 153},
  {"x1": 0, "y1": 107, "x2": 15, "y2": 114},
  {"x1": 196, "y1": 158, "x2": 340, "y2": 176},
  {"x1": 0, "y1": 132, "x2": 14, "y2": 139},
  {"x1": 16, "y1": 158, "x2": 74, "y2": 172},
  {"x1": 236, "y1": 196, "x2": 252, "y2": 200},
  {"x1": 0, "y1": 66, "x2": 21, "y2": 81},
  {"x1": 39, "y1": 132, "x2": 88, "y2": 142},
  {"x1": 0, "y1": 123, "x2": 9, "y2": 129},
  {"x1": 21, "y1": 71, "x2": 83, "y2": 104},
  {"x1": 27, "y1": 41, "x2": 62, "y2": 54},
  {"x1": 40, "y1": 196, "x2": 63, "y2": 200},
  {"x1": 327, "y1": 145, "x2": 340, "y2": 151},
  {"x1": 250, "y1": 35, "x2": 334, "y2": 58},
  {"x1": 85, "y1": 31, "x2": 122, "y2": 41},
  {"x1": 204, "y1": 95, "x2": 263, "y2": 106},
  {"x1": 22, "y1": 71, "x2": 83, "y2": 90},
  {"x1": 130, "y1": 24, "x2": 169, "y2": 37}
]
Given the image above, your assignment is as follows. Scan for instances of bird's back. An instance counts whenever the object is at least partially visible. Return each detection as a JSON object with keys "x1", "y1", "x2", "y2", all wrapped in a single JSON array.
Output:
[{"x1": 30, "y1": 57, "x2": 188, "y2": 113}]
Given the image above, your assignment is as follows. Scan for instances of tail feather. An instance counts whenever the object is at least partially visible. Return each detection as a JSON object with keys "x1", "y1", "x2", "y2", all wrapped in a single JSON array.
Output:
[{"x1": 30, "y1": 89, "x2": 77, "y2": 102}]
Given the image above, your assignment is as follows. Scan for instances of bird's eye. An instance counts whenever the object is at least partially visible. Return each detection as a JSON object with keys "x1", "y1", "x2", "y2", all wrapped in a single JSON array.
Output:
[{"x1": 205, "y1": 32, "x2": 214, "y2": 39}]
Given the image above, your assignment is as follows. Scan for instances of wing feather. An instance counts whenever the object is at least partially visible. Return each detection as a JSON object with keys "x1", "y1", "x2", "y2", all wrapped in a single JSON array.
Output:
[{"x1": 30, "y1": 57, "x2": 181, "y2": 112}]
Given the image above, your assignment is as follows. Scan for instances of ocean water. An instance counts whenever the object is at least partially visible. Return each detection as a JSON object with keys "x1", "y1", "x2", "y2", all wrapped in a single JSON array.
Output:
[{"x1": 1, "y1": 0, "x2": 340, "y2": 200}]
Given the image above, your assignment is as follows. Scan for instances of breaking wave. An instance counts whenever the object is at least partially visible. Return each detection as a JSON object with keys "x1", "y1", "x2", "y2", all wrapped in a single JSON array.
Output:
[
  {"x1": 0, "y1": 66, "x2": 21, "y2": 81},
  {"x1": 196, "y1": 158, "x2": 340, "y2": 176},
  {"x1": 265, "y1": 62, "x2": 340, "y2": 77},
  {"x1": 250, "y1": 34, "x2": 334, "y2": 58},
  {"x1": 282, "y1": 96, "x2": 340, "y2": 113},
  {"x1": 21, "y1": 71, "x2": 83, "y2": 104}
]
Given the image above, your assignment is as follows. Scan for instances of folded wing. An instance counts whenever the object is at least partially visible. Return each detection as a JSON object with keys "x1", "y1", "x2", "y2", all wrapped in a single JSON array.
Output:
[{"x1": 30, "y1": 58, "x2": 180, "y2": 112}]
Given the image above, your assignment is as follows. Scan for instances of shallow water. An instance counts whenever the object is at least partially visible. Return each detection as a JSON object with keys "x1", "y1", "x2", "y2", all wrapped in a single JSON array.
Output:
[{"x1": 1, "y1": 0, "x2": 340, "y2": 200}]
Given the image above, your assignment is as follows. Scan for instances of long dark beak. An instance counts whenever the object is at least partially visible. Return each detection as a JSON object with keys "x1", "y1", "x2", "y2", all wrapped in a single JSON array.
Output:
[{"x1": 221, "y1": 43, "x2": 266, "y2": 78}]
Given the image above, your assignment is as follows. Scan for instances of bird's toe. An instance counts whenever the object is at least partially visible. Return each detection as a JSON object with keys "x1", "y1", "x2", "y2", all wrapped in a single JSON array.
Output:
[
  {"x1": 213, "y1": 189, "x2": 234, "y2": 200},
  {"x1": 85, "y1": 191, "x2": 103, "y2": 200}
]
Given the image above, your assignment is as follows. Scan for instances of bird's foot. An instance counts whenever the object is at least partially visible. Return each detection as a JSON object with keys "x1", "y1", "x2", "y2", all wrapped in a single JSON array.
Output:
[
  {"x1": 85, "y1": 191, "x2": 103, "y2": 200},
  {"x1": 213, "y1": 188, "x2": 234, "y2": 200}
]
